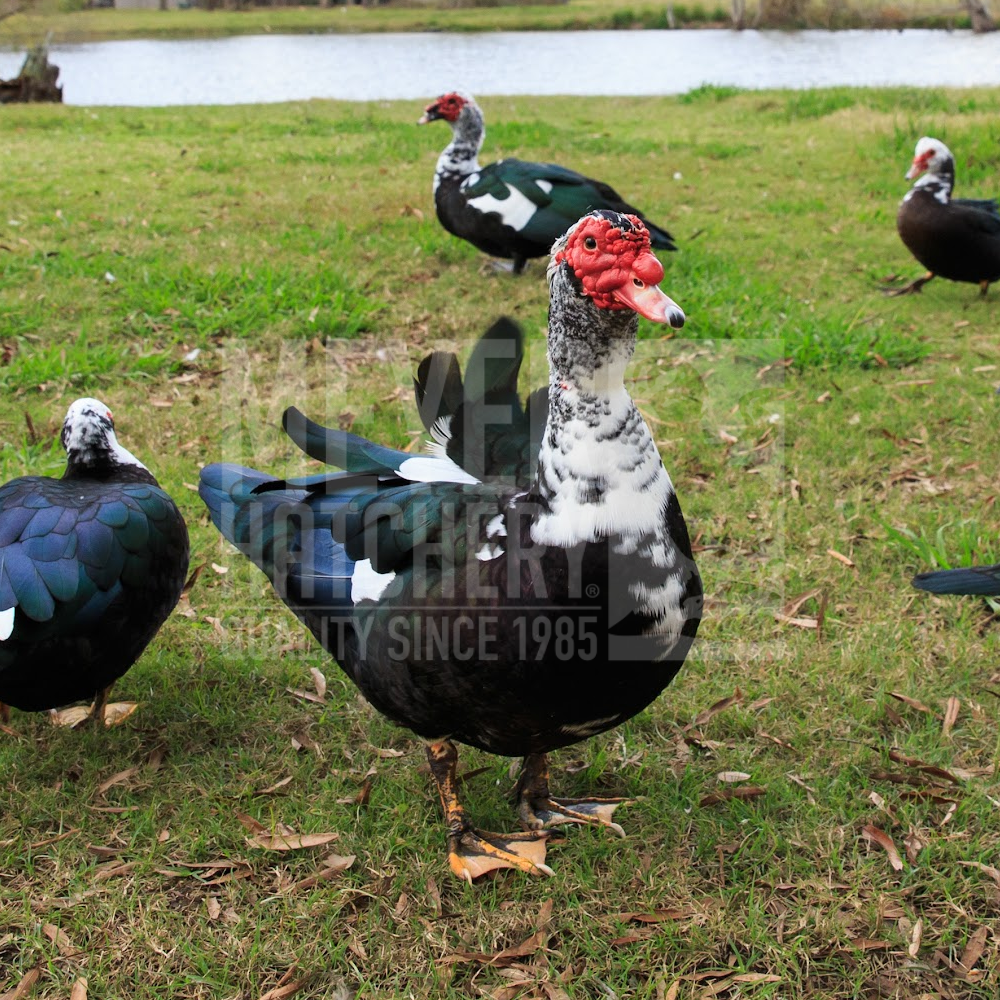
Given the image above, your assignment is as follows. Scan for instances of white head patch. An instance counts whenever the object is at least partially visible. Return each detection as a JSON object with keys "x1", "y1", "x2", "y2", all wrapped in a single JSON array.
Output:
[{"x1": 61, "y1": 397, "x2": 148, "y2": 471}]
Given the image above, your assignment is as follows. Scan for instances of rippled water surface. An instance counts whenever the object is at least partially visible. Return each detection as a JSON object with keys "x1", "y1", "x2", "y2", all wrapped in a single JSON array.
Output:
[{"x1": 1, "y1": 29, "x2": 998, "y2": 106}]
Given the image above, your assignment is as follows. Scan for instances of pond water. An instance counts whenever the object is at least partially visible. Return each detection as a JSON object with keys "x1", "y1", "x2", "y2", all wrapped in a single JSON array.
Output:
[{"x1": 1, "y1": 29, "x2": 998, "y2": 106}]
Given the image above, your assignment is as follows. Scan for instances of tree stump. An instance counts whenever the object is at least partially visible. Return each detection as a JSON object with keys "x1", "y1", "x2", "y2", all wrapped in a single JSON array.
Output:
[
  {"x1": 0, "y1": 43, "x2": 63, "y2": 104},
  {"x1": 964, "y1": 0, "x2": 996, "y2": 32}
]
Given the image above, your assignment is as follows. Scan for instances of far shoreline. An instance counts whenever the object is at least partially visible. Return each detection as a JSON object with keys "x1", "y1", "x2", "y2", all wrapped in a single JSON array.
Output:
[{"x1": 0, "y1": 2, "x2": 983, "y2": 48}]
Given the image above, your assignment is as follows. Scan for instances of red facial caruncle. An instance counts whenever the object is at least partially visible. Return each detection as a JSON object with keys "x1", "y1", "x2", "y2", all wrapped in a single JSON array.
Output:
[
  {"x1": 422, "y1": 92, "x2": 466, "y2": 124},
  {"x1": 906, "y1": 148, "x2": 935, "y2": 180},
  {"x1": 555, "y1": 214, "x2": 684, "y2": 327}
]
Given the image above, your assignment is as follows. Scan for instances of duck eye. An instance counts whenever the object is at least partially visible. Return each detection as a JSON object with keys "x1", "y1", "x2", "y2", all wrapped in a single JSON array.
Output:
[
  {"x1": 633, "y1": 278, "x2": 644, "y2": 288},
  {"x1": 584, "y1": 237, "x2": 597, "y2": 250}
]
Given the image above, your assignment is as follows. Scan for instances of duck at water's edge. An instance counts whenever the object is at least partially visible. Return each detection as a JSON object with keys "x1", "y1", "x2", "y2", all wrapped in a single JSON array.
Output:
[{"x1": 419, "y1": 92, "x2": 677, "y2": 275}]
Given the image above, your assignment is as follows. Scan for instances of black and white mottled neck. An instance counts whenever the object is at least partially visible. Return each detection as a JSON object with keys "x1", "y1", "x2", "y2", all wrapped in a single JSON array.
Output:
[
  {"x1": 529, "y1": 259, "x2": 675, "y2": 549},
  {"x1": 433, "y1": 98, "x2": 485, "y2": 194},
  {"x1": 904, "y1": 139, "x2": 955, "y2": 207},
  {"x1": 60, "y1": 397, "x2": 156, "y2": 484}
]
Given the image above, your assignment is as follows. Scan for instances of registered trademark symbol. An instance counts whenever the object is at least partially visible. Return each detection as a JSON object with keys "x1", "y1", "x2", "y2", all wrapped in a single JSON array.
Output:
[{"x1": 585, "y1": 583, "x2": 600, "y2": 599}]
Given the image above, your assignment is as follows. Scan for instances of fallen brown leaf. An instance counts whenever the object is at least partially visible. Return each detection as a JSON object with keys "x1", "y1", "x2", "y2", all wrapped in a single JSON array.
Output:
[
  {"x1": 29, "y1": 829, "x2": 80, "y2": 849},
  {"x1": 205, "y1": 896, "x2": 222, "y2": 920},
  {"x1": 887, "y1": 749, "x2": 963, "y2": 785},
  {"x1": 0, "y1": 967, "x2": 41, "y2": 1000},
  {"x1": 618, "y1": 907, "x2": 692, "y2": 924},
  {"x1": 700, "y1": 786, "x2": 766, "y2": 807},
  {"x1": 958, "y1": 925, "x2": 989, "y2": 976},
  {"x1": 826, "y1": 548, "x2": 855, "y2": 568},
  {"x1": 959, "y1": 861, "x2": 1000, "y2": 887},
  {"x1": 685, "y1": 689, "x2": 743, "y2": 731},
  {"x1": 96, "y1": 767, "x2": 140, "y2": 797},
  {"x1": 70, "y1": 978, "x2": 87, "y2": 1000},
  {"x1": 889, "y1": 692, "x2": 938, "y2": 717},
  {"x1": 246, "y1": 830, "x2": 340, "y2": 852},
  {"x1": 861, "y1": 823, "x2": 904, "y2": 872},
  {"x1": 941, "y1": 696, "x2": 960, "y2": 739},
  {"x1": 42, "y1": 923, "x2": 77, "y2": 957}
]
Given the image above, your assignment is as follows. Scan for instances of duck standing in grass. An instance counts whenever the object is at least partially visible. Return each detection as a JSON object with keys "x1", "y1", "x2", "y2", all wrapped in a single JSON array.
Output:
[
  {"x1": 200, "y1": 210, "x2": 702, "y2": 880},
  {"x1": 419, "y1": 91, "x2": 677, "y2": 274},
  {"x1": 0, "y1": 399, "x2": 189, "y2": 726},
  {"x1": 889, "y1": 136, "x2": 1000, "y2": 297}
]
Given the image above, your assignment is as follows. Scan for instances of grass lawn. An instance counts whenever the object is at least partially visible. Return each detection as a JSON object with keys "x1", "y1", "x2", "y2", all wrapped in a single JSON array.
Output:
[
  {"x1": 1, "y1": 89, "x2": 999, "y2": 998},
  {"x1": 0, "y1": 0, "x2": 983, "y2": 46}
]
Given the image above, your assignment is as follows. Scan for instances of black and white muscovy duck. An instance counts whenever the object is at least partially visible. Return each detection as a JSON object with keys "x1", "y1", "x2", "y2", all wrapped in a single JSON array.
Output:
[
  {"x1": 888, "y1": 136, "x2": 1000, "y2": 297},
  {"x1": 413, "y1": 315, "x2": 547, "y2": 486},
  {"x1": 913, "y1": 562, "x2": 1000, "y2": 596},
  {"x1": 0, "y1": 398, "x2": 189, "y2": 726},
  {"x1": 199, "y1": 210, "x2": 702, "y2": 881},
  {"x1": 418, "y1": 91, "x2": 677, "y2": 275}
]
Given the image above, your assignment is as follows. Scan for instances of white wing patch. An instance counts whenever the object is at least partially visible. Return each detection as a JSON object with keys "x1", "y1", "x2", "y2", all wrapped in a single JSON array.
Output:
[
  {"x1": 350, "y1": 559, "x2": 396, "y2": 604},
  {"x1": 396, "y1": 455, "x2": 479, "y2": 486},
  {"x1": 535, "y1": 180, "x2": 553, "y2": 194},
  {"x1": 464, "y1": 181, "x2": 538, "y2": 233},
  {"x1": 0, "y1": 606, "x2": 14, "y2": 642}
]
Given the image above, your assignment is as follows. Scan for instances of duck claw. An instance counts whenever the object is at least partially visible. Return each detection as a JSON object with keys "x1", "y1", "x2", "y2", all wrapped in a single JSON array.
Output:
[
  {"x1": 449, "y1": 828, "x2": 554, "y2": 882},
  {"x1": 521, "y1": 795, "x2": 631, "y2": 838}
]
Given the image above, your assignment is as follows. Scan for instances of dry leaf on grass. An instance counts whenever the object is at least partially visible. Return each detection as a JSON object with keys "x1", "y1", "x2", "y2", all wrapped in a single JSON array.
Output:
[
  {"x1": 887, "y1": 749, "x2": 963, "y2": 785},
  {"x1": 907, "y1": 918, "x2": 923, "y2": 959},
  {"x1": 617, "y1": 907, "x2": 692, "y2": 924},
  {"x1": 96, "y1": 767, "x2": 140, "y2": 797},
  {"x1": 257, "y1": 974, "x2": 308, "y2": 1000},
  {"x1": 205, "y1": 896, "x2": 222, "y2": 920},
  {"x1": 283, "y1": 854, "x2": 355, "y2": 893},
  {"x1": 717, "y1": 771, "x2": 751, "y2": 783},
  {"x1": 959, "y1": 861, "x2": 1000, "y2": 887},
  {"x1": 310, "y1": 667, "x2": 327, "y2": 699},
  {"x1": 42, "y1": 923, "x2": 77, "y2": 957},
  {"x1": 0, "y1": 966, "x2": 41, "y2": 999},
  {"x1": 889, "y1": 692, "x2": 939, "y2": 717},
  {"x1": 861, "y1": 823, "x2": 904, "y2": 872},
  {"x1": 826, "y1": 548, "x2": 855, "y2": 568},
  {"x1": 685, "y1": 689, "x2": 743, "y2": 731},
  {"x1": 958, "y1": 925, "x2": 989, "y2": 977},
  {"x1": 941, "y1": 696, "x2": 960, "y2": 738},
  {"x1": 70, "y1": 978, "x2": 88, "y2": 1000},
  {"x1": 237, "y1": 805, "x2": 339, "y2": 851},
  {"x1": 700, "y1": 786, "x2": 766, "y2": 807}
]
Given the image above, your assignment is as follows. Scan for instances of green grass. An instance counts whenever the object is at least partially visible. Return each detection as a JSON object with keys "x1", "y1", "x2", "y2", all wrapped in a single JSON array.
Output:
[
  {"x1": 2, "y1": 90, "x2": 1000, "y2": 998},
  {"x1": 0, "y1": 0, "x2": 982, "y2": 45}
]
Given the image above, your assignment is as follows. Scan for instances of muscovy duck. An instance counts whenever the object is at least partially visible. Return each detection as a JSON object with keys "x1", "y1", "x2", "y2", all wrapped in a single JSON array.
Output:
[
  {"x1": 889, "y1": 136, "x2": 1000, "y2": 297},
  {"x1": 0, "y1": 398, "x2": 189, "y2": 726},
  {"x1": 419, "y1": 92, "x2": 677, "y2": 275},
  {"x1": 413, "y1": 315, "x2": 546, "y2": 486},
  {"x1": 913, "y1": 563, "x2": 1000, "y2": 596},
  {"x1": 199, "y1": 210, "x2": 702, "y2": 881}
]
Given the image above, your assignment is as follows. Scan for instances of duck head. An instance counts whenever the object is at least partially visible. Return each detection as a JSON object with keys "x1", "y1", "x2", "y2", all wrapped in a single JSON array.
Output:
[
  {"x1": 905, "y1": 137, "x2": 954, "y2": 181},
  {"x1": 549, "y1": 211, "x2": 685, "y2": 327},
  {"x1": 61, "y1": 397, "x2": 148, "y2": 476},
  {"x1": 418, "y1": 91, "x2": 478, "y2": 126}
]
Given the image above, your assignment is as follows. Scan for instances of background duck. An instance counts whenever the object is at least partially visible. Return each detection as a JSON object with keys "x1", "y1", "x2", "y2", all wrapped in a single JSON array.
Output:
[
  {"x1": 0, "y1": 399, "x2": 189, "y2": 726},
  {"x1": 889, "y1": 136, "x2": 1000, "y2": 297},
  {"x1": 419, "y1": 91, "x2": 677, "y2": 274},
  {"x1": 199, "y1": 211, "x2": 701, "y2": 881}
]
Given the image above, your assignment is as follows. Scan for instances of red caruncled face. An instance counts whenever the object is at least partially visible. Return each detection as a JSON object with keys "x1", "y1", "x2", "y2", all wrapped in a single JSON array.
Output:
[
  {"x1": 555, "y1": 215, "x2": 664, "y2": 311},
  {"x1": 425, "y1": 92, "x2": 466, "y2": 123}
]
